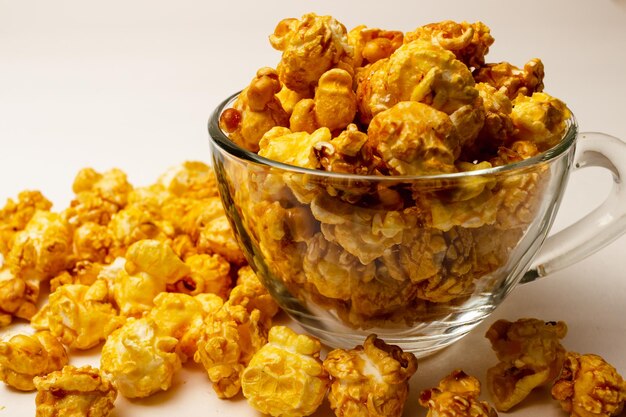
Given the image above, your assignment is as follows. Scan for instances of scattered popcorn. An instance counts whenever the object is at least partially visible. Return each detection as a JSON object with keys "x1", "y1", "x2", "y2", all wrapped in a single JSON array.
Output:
[
  {"x1": 241, "y1": 326, "x2": 329, "y2": 417},
  {"x1": 323, "y1": 334, "x2": 418, "y2": 417},
  {"x1": 33, "y1": 365, "x2": 117, "y2": 417},
  {"x1": 0, "y1": 331, "x2": 68, "y2": 391}
]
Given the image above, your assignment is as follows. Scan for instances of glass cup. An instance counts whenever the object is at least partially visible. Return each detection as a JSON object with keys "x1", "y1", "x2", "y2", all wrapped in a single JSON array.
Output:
[{"x1": 208, "y1": 93, "x2": 626, "y2": 356}]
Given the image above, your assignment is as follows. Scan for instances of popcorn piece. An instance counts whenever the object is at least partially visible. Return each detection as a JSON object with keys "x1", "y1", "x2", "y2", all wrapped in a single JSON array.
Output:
[
  {"x1": 114, "y1": 239, "x2": 190, "y2": 317},
  {"x1": 108, "y1": 205, "x2": 174, "y2": 253},
  {"x1": 315, "y1": 123, "x2": 377, "y2": 175},
  {"x1": 170, "y1": 196, "x2": 224, "y2": 239},
  {"x1": 270, "y1": 13, "x2": 353, "y2": 96},
  {"x1": 100, "y1": 316, "x2": 181, "y2": 398},
  {"x1": 419, "y1": 369, "x2": 498, "y2": 417},
  {"x1": 323, "y1": 334, "x2": 418, "y2": 417},
  {"x1": 0, "y1": 190, "x2": 52, "y2": 256},
  {"x1": 62, "y1": 192, "x2": 120, "y2": 228},
  {"x1": 511, "y1": 92, "x2": 571, "y2": 150},
  {"x1": 552, "y1": 352, "x2": 626, "y2": 417},
  {"x1": 405, "y1": 21, "x2": 494, "y2": 69},
  {"x1": 230, "y1": 265, "x2": 280, "y2": 325},
  {"x1": 72, "y1": 167, "x2": 133, "y2": 208},
  {"x1": 49, "y1": 261, "x2": 102, "y2": 292},
  {"x1": 34, "y1": 365, "x2": 117, "y2": 417},
  {"x1": 157, "y1": 161, "x2": 219, "y2": 199},
  {"x1": 197, "y1": 216, "x2": 247, "y2": 265},
  {"x1": 349, "y1": 25, "x2": 404, "y2": 68},
  {"x1": 357, "y1": 39, "x2": 478, "y2": 124},
  {"x1": 39, "y1": 280, "x2": 123, "y2": 350},
  {"x1": 7, "y1": 211, "x2": 72, "y2": 282},
  {"x1": 0, "y1": 331, "x2": 68, "y2": 391},
  {"x1": 126, "y1": 183, "x2": 172, "y2": 218},
  {"x1": 72, "y1": 222, "x2": 114, "y2": 263},
  {"x1": 147, "y1": 292, "x2": 208, "y2": 362},
  {"x1": 290, "y1": 68, "x2": 357, "y2": 133},
  {"x1": 474, "y1": 58, "x2": 544, "y2": 100},
  {"x1": 167, "y1": 253, "x2": 231, "y2": 298},
  {"x1": 485, "y1": 318, "x2": 568, "y2": 411},
  {"x1": 367, "y1": 101, "x2": 459, "y2": 175},
  {"x1": 0, "y1": 267, "x2": 39, "y2": 327},
  {"x1": 194, "y1": 302, "x2": 268, "y2": 399},
  {"x1": 241, "y1": 326, "x2": 329, "y2": 417},
  {"x1": 220, "y1": 68, "x2": 289, "y2": 152},
  {"x1": 259, "y1": 126, "x2": 331, "y2": 169}
]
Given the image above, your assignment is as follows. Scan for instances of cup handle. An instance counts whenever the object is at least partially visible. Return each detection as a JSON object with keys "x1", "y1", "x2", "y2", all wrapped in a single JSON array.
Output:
[{"x1": 521, "y1": 131, "x2": 626, "y2": 283}]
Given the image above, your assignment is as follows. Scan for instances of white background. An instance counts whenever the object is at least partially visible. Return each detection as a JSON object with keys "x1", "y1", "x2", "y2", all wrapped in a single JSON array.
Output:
[{"x1": 1, "y1": 1, "x2": 625, "y2": 416}]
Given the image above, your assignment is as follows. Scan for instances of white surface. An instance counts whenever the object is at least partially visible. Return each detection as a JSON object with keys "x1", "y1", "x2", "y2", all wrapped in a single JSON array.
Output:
[{"x1": 1, "y1": 0, "x2": 625, "y2": 416}]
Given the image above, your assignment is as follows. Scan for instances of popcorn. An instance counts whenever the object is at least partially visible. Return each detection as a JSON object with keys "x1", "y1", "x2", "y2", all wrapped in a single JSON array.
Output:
[
  {"x1": 72, "y1": 167, "x2": 133, "y2": 208},
  {"x1": 157, "y1": 161, "x2": 219, "y2": 199},
  {"x1": 0, "y1": 190, "x2": 52, "y2": 256},
  {"x1": 107, "y1": 206, "x2": 174, "y2": 253},
  {"x1": 35, "y1": 280, "x2": 124, "y2": 350},
  {"x1": 49, "y1": 261, "x2": 102, "y2": 292},
  {"x1": 419, "y1": 369, "x2": 498, "y2": 417},
  {"x1": 474, "y1": 58, "x2": 544, "y2": 100},
  {"x1": 34, "y1": 365, "x2": 117, "y2": 417},
  {"x1": 348, "y1": 25, "x2": 403, "y2": 68},
  {"x1": 72, "y1": 222, "x2": 114, "y2": 263},
  {"x1": 259, "y1": 126, "x2": 330, "y2": 170},
  {"x1": 485, "y1": 318, "x2": 568, "y2": 411},
  {"x1": 241, "y1": 326, "x2": 329, "y2": 417},
  {"x1": 167, "y1": 253, "x2": 231, "y2": 298},
  {"x1": 100, "y1": 316, "x2": 181, "y2": 398},
  {"x1": 323, "y1": 334, "x2": 418, "y2": 417},
  {"x1": 511, "y1": 92, "x2": 572, "y2": 150},
  {"x1": 552, "y1": 352, "x2": 626, "y2": 417},
  {"x1": 0, "y1": 331, "x2": 68, "y2": 391},
  {"x1": 0, "y1": 266, "x2": 39, "y2": 327},
  {"x1": 197, "y1": 216, "x2": 247, "y2": 265}
]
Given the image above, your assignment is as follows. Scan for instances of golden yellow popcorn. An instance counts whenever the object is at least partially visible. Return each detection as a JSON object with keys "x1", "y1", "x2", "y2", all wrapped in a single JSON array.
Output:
[
  {"x1": 259, "y1": 126, "x2": 330, "y2": 169},
  {"x1": 419, "y1": 369, "x2": 499, "y2": 417},
  {"x1": 0, "y1": 267, "x2": 39, "y2": 327},
  {"x1": 0, "y1": 190, "x2": 52, "y2": 256},
  {"x1": 49, "y1": 261, "x2": 102, "y2": 292},
  {"x1": 37, "y1": 280, "x2": 124, "y2": 350},
  {"x1": 197, "y1": 215, "x2": 247, "y2": 265},
  {"x1": 62, "y1": 191, "x2": 120, "y2": 228},
  {"x1": 405, "y1": 20, "x2": 494, "y2": 69},
  {"x1": 474, "y1": 58, "x2": 544, "y2": 100},
  {"x1": 315, "y1": 123, "x2": 377, "y2": 175},
  {"x1": 219, "y1": 67, "x2": 290, "y2": 152},
  {"x1": 72, "y1": 167, "x2": 133, "y2": 208},
  {"x1": 147, "y1": 292, "x2": 208, "y2": 362},
  {"x1": 100, "y1": 316, "x2": 181, "y2": 398},
  {"x1": 168, "y1": 196, "x2": 223, "y2": 239},
  {"x1": 72, "y1": 222, "x2": 114, "y2": 263},
  {"x1": 241, "y1": 326, "x2": 329, "y2": 417},
  {"x1": 107, "y1": 205, "x2": 174, "y2": 253},
  {"x1": 552, "y1": 352, "x2": 626, "y2": 417},
  {"x1": 270, "y1": 13, "x2": 353, "y2": 96},
  {"x1": 485, "y1": 318, "x2": 568, "y2": 411},
  {"x1": 367, "y1": 101, "x2": 459, "y2": 175},
  {"x1": 230, "y1": 265, "x2": 280, "y2": 325},
  {"x1": 323, "y1": 334, "x2": 418, "y2": 417},
  {"x1": 34, "y1": 365, "x2": 117, "y2": 417},
  {"x1": 0, "y1": 331, "x2": 68, "y2": 391},
  {"x1": 167, "y1": 253, "x2": 231, "y2": 299},
  {"x1": 7, "y1": 211, "x2": 72, "y2": 282},
  {"x1": 348, "y1": 25, "x2": 403, "y2": 68},
  {"x1": 157, "y1": 160, "x2": 219, "y2": 199},
  {"x1": 511, "y1": 92, "x2": 572, "y2": 150},
  {"x1": 114, "y1": 239, "x2": 189, "y2": 317},
  {"x1": 126, "y1": 183, "x2": 172, "y2": 217}
]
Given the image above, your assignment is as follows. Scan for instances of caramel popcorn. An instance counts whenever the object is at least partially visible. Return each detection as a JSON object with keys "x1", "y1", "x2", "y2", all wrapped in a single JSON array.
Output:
[
  {"x1": 241, "y1": 326, "x2": 329, "y2": 417},
  {"x1": 35, "y1": 280, "x2": 124, "y2": 350},
  {"x1": 0, "y1": 266, "x2": 39, "y2": 327},
  {"x1": 0, "y1": 331, "x2": 68, "y2": 391},
  {"x1": 72, "y1": 167, "x2": 133, "y2": 208},
  {"x1": 552, "y1": 352, "x2": 626, "y2": 417},
  {"x1": 49, "y1": 260, "x2": 102, "y2": 292},
  {"x1": 511, "y1": 92, "x2": 572, "y2": 150},
  {"x1": 0, "y1": 190, "x2": 52, "y2": 256},
  {"x1": 323, "y1": 334, "x2": 418, "y2": 417},
  {"x1": 107, "y1": 205, "x2": 174, "y2": 253},
  {"x1": 157, "y1": 160, "x2": 219, "y2": 199},
  {"x1": 100, "y1": 316, "x2": 181, "y2": 398},
  {"x1": 72, "y1": 222, "x2": 114, "y2": 263},
  {"x1": 259, "y1": 126, "x2": 331, "y2": 169},
  {"x1": 485, "y1": 318, "x2": 568, "y2": 411},
  {"x1": 167, "y1": 253, "x2": 231, "y2": 298},
  {"x1": 348, "y1": 25, "x2": 403, "y2": 68},
  {"x1": 196, "y1": 215, "x2": 247, "y2": 265},
  {"x1": 34, "y1": 365, "x2": 117, "y2": 417},
  {"x1": 474, "y1": 58, "x2": 544, "y2": 100},
  {"x1": 419, "y1": 369, "x2": 498, "y2": 417}
]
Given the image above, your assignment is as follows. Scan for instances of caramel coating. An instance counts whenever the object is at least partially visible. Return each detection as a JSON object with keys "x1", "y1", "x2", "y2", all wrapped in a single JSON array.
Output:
[
  {"x1": 474, "y1": 58, "x2": 545, "y2": 100},
  {"x1": 405, "y1": 21, "x2": 494, "y2": 69},
  {"x1": 552, "y1": 352, "x2": 626, "y2": 417},
  {"x1": 348, "y1": 25, "x2": 404, "y2": 68},
  {"x1": 511, "y1": 92, "x2": 572, "y2": 150},
  {"x1": 0, "y1": 190, "x2": 52, "y2": 256},
  {"x1": 167, "y1": 253, "x2": 231, "y2": 299},
  {"x1": 323, "y1": 334, "x2": 418, "y2": 417},
  {"x1": 72, "y1": 167, "x2": 133, "y2": 208},
  {"x1": 259, "y1": 126, "x2": 330, "y2": 169},
  {"x1": 0, "y1": 331, "x2": 68, "y2": 391},
  {"x1": 270, "y1": 13, "x2": 353, "y2": 96},
  {"x1": 157, "y1": 161, "x2": 220, "y2": 199},
  {"x1": 241, "y1": 326, "x2": 329, "y2": 417},
  {"x1": 419, "y1": 370, "x2": 498, "y2": 417},
  {"x1": 0, "y1": 267, "x2": 39, "y2": 327},
  {"x1": 485, "y1": 318, "x2": 568, "y2": 411},
  {"x1": 100, "y1": 316, "x2": 181, "y2": 398},
  {"x1": 34, "y1": 365, "x2": 117, "y2": 417}
]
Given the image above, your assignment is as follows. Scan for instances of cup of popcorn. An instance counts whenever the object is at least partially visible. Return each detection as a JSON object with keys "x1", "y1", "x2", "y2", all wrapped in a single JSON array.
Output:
[{"x1": 208, "y1": 14, "x2": 626, "y2": 356}]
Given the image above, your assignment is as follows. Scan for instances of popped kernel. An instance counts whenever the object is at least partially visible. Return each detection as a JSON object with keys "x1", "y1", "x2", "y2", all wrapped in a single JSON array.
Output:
[
  {"x1": 72, "y1": 222, "x2": 114, "y2": 263},
  {"x1": 259, "y1": 126, "x2": 331, "y2": 170},
  {"x1": 230, "y1": 265, "x2": 280, "y2": 325},
  {"x1": 36, "y1": 280, "x2": 124, "y2": 350},
  {"x1": 485, "y1": 318, "x2": 568, "y2": 411},
  {"x1": 349, "y1": 25, "x2": 403, "y2": 68},
  {"x1": 0, "y1": 190, "x2": 52, "y2": 256},
  {"x1": 552, "y1": 352, "x2": 626, "y2": 417},
  {"x1": 49, "y1": 261, "x2": 102, "y2": 292},
  {"x1": 107, "y1": 206, "x2": 174, "y2": 253},
  {"x1": 34, "y1": 365, "x2": 117, "y2": 417},
  {"x1": 511, "y1": 92, "x2": 572, "y2": 150},
  {"x1": 474, "y1": 58, "x2": 544, "y2": 100},
  {"x1": 0, "y1": 331, "x2": 68, "y2": 391},
  {"x1": 167, "y1": 253, "x2": 231, "y2": 299},
  {"x1": 323, "y1": 334, "x2": 418, "y2": 417},
  {"x1": 72, "y1": 167, "x2": 133, "y2": 208},
  {"x1": 100, "y1": 316, "x2": 181, "y2": 398},
  {"x1": 196, "y1": 215, "x2": 247, "y2": 265},
  {"x1": 419, "y1": 369, "x2": 498, "y2": 417},
  {"x1": 0, "y1": 267, "x2": 39, "y2": 327},
  {"x1": 157, "y1": 161, "x2": 220, "y2": 199},
  {"x1": 241, "y1": 326, "x2": 329, "y2": 417}
]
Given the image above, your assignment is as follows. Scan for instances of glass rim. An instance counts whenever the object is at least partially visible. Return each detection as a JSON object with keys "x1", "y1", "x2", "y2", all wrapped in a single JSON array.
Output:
[{"x1": 208, "y1": 91, "x2": 578, "y2": 181}]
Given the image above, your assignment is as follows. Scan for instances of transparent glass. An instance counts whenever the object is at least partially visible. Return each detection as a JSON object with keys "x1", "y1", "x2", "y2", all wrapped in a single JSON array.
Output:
[{"x1": 208, "y1": 93, "x2": 626, "y2": 356}]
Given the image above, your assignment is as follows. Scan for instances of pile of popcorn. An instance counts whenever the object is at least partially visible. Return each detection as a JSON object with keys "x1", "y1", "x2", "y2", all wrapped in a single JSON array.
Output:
[{"x1": 217, "y1": 13, "x2": 571, "y2": 328}]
